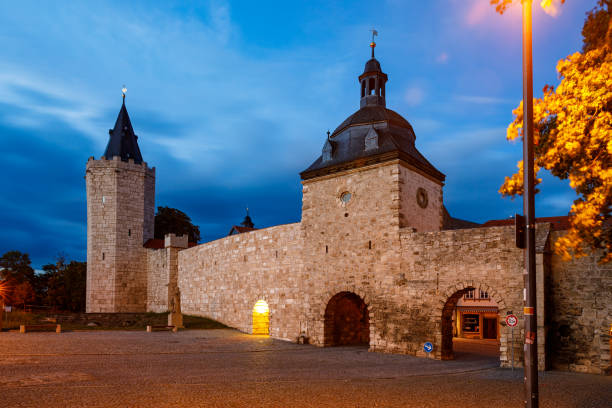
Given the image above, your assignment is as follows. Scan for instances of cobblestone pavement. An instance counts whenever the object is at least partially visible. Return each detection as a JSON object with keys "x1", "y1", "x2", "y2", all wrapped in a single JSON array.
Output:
[{"x1": 0, "y1": 329, "x2": 610, "y2": 407}]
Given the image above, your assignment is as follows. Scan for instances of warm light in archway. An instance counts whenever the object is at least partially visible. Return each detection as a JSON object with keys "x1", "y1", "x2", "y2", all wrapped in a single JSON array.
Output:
[
  {"x1": 253, "y1": 300, "x2": 269, "y2": 314},
  {"x1": 252, "y1": 300, "x2": 270, "y2": 335}
]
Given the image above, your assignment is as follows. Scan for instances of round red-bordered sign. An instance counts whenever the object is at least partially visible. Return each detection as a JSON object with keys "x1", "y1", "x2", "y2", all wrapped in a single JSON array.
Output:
[{"x1": 506, "y1": 314, "x2": 518, "y2": 327}]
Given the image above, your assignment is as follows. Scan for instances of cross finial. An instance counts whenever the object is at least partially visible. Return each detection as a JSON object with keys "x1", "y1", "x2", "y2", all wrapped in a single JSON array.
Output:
[
  {"x1": 370, "y1": 29, "x2": 378, "y2": 58},
  {"x1": 121, "y1": 85, "x2": 127, "y2": 101},
  {"x1": 326, "y1": 130, "x2": 330, "y2": 139}
]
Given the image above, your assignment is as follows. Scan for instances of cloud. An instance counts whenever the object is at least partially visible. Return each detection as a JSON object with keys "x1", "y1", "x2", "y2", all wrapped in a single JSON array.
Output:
[
  {"x1": 404, "y1": 86, "x2": 425, "y2": 106},
  {"x1": 453, "y1": 94, "x2": 514, "y2": 104},
  {"x1": 465, "y1": 1, "x2": 490, "y2": 26},
  {"x1": 436, "y1": 52, "x2": 449, "y2": 64}
]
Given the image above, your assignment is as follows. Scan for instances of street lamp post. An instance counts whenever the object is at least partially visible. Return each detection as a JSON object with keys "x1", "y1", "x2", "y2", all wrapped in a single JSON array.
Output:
[{"x1": 521, "y1": 1, "x2": 538, "y2": 407}]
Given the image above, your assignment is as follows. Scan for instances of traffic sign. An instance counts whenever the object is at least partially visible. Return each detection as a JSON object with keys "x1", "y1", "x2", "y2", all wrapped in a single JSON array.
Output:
[
  {"x1": 506, "y1": 314, "x2": 518, "y2": 327},
  {"x1": 423, "y1": 342, "x2": 433, "y2": 353}
]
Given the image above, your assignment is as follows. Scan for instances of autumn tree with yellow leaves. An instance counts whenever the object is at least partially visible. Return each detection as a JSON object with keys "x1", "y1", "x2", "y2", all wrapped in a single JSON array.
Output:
[{"x1": 491, "y1": 0, "x2": 612, "y2": 263}]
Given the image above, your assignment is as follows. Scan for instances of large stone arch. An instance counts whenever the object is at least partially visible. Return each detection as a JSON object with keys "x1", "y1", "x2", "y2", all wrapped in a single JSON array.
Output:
[
  {"x1": 309, "y1": 286, "x2": 374, "y2": 347},
  {"x1": 433, "y1": 281, "x2": 508, "y2": 362},
  {"x1": 323, "y1": 291, "x2": 370, "y2": 346}
]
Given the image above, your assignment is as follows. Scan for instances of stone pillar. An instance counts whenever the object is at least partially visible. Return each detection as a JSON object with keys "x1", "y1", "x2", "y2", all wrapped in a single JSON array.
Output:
[{"x1": 165, "y1": 234, "x2": 188, "y2": 327}]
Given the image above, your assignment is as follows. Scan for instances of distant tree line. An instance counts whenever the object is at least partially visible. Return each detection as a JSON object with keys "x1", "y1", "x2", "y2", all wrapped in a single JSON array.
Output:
[{"x1": 0, "y1": 251, "x2": 86, "y2": 312}]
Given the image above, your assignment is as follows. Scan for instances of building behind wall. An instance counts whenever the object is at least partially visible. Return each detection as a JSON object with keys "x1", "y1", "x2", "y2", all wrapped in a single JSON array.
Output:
[{"x1": 85, "y1": 44, "x2": 611, "y2": 375}]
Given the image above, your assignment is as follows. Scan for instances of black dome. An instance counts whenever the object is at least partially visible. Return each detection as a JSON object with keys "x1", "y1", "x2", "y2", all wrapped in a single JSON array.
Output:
[
  {"x1": 363, "y1": 58, "x2": 382, "y2": 73},
  {"x1": 331, "y1": 106, "x2": 413, "y2": 136}
]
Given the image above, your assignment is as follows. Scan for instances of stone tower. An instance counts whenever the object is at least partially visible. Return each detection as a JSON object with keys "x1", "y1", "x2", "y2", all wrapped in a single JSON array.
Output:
[
  {"x1": 85, "y1": 94, "x2": 155, "y2": 313},
  {"x1": 298, "y1": 40, "x2": 446, "y2": 343}
]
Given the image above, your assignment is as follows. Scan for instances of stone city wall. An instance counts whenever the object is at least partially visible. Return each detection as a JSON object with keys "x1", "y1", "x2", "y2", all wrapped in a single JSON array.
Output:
[
  {"x1": 394, "y1": 225, "x2": 530, "y2": 367},
  {"x1": 547, "y1": 231, "x2": 611, "y2": 375},
  {"x1": 146, "y1": 248, "x2": 169, "y2": 313},
  {"x1": 178, "y1": 223, "x2": 304, "y2": 341}
]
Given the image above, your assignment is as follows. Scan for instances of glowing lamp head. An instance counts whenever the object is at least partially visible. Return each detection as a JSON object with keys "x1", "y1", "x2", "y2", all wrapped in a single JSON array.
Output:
[
  {"x1": 253, "y1": 299, "x2": 269, "y2": 314},
  {"x1": 540, "y1": 0, "x2": 561, "y2": 17}
]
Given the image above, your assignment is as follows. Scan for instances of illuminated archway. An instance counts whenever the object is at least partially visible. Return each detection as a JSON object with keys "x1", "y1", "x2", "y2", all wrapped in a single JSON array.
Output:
[
  {"x1": 441, "y1": 286, "x2": 500, "y2": 360},
  {"x1": 324, "y1": 292, "x2": 369, "y2": 346},
  {"x1": 252, "y1": 299, "x2": 269, "y2": 335}
]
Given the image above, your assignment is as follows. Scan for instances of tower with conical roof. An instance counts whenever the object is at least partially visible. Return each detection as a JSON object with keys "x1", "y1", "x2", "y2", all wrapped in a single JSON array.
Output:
[{"x1": 85, "y1": 90, "x2": 155, "y2": 313}]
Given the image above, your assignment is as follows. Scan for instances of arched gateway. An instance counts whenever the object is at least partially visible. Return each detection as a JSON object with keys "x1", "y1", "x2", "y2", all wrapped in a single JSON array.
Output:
[
  {"x1": 440, "y1": 285, "x2": 502, "y2": 360},
  {"x1": 324, "y1": 292, "x2": 369, "y2": 346}
]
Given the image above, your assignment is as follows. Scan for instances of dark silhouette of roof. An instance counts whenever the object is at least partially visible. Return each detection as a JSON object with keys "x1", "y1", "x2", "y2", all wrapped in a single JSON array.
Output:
[
  {"x1": 241, "y1": 210, "x2": 254, "y2": 229},
  {"x1": 103, "y1": 98, "x2": 143, "y2": 163},
  {"x1": 143, "y1": 239, "x2": 198, "y2": 249},
  {"x1": 481, "y1": 216, "x2": 571, "y2": 231},
  {"x1": 363, "y1": 58, "x2": 382, "y2": 73},
  {"x1": 442, "y1": 207, "x2": 480, "y2": 230},
  {"x1": 301, "y1": 52, "x2": 444, "y2": 183},
  {"x1": 331, "y1": 105, "x2": 413, "y2": 136},
  {"x1": 228, "y1": 226, "x2": 257, "y2": 236}
]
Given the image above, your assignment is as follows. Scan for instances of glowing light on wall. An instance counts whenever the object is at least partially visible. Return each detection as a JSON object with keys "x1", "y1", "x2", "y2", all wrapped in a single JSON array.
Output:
[{"x1": 252, "y1": 299, "x2": 269, "y2": 335}]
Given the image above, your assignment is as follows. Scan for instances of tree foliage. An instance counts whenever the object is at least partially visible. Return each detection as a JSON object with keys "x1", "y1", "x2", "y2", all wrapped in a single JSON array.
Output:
[
  {"x1": 0, "y1": 250, "x2": 35, "y2": 285},
  {"x1": 42, "y1": 258, "x2": 87, "y2": 312},
  {"x1": 11, "y1": 281, "x2": 36, "y2": 309},
  {"x1": 496, "y1": 1, "x2": 612, "y2": 262},
  {"x1": 154, "y1": 206, "x2": 200, "y2": 243}
]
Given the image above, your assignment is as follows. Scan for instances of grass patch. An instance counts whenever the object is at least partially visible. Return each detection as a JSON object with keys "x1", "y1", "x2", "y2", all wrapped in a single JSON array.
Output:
[{"x1": 1, "y1": 311, "x2": 227, "y2": 331}]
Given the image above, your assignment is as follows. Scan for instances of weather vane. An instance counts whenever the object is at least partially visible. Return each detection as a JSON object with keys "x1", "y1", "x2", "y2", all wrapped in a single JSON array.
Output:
[
  {"x1": 122, "y1": 85, "x2": 127, "y2": 100},
  {"x1": 370, "y1": 28, "x2": 378, "y2": 58}
]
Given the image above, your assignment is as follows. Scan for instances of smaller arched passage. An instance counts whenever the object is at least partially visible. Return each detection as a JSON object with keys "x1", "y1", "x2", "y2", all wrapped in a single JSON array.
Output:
[
  {"x1": 440, "y1": 285, "x2": 502, "y2": 361},
  {"x1": 324, "y1": 292, "x2": 369, "y2": 346},
  {"x1": 252, "y1": 299, "x2": 269, "y2": 335}
]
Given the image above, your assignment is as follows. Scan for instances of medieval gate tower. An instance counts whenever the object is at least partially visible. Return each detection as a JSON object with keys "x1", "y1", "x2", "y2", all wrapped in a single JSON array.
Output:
[{"x1": 85, "y1": 93, "x2": 155, "y2": 313}]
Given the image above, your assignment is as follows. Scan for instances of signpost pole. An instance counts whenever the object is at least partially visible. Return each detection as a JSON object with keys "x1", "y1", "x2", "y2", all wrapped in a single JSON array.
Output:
[{"x1": 512, "y1": 326, "x2": 515, "y2": 372}]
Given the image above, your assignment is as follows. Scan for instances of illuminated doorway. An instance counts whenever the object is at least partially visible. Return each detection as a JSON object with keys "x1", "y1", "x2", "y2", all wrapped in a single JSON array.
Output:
[
  {"x1": 324, "y1": 292, "x2": 369, "y2": 346},
  {"x1": 252, "y1": 299, "x2": 269, "y2": 335},
  {"x1": 441, "y1": 287, "x2": 500, "y2": 360}
]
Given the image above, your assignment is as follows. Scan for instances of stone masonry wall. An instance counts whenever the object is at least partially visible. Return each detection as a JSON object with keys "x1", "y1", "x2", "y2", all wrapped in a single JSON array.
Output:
[
  {"x1": 397, "y1": 164, "x2": 443, "y2": 232},
  {"x1": 146, "y1": 248, "x2": 168, "y2": 313},
  {"x1": 395, "y1": 225, "x2": 529, "y2": 366},
  {"x1": 300, "y1": 162, "x2": 403, "y2": 346},
  {"x1": 547, "y1": 231, "x2": 611, "y2": 375},
  {"x1": 179, "y1": 223, "x2": 304, "y2": 341},
  {"x1": 85, "y1": 156, "x2": 155, "y2": 313}
]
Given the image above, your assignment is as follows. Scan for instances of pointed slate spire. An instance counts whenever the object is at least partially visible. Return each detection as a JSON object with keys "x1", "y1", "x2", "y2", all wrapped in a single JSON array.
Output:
[
  {"x1": 103, "y1": 90, "x2": 143, "y2": 163},
  {"x1": 241, "y1": 207, "x2": 255, "y2": 228}
]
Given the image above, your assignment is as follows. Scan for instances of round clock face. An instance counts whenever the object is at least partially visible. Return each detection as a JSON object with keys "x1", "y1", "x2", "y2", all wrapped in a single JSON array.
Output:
[
  {"x1": 416, "y1": 187, "x2": 428, "y2": 209},
  {"x1": 340, "y1": 191, "x2": 352, "y2": 204}
]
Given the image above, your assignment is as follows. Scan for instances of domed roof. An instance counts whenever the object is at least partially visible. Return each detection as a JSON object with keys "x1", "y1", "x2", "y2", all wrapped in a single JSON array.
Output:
[
  {"x1": 331, "y1": 105, "x2": 413, "y2": 137},
  {"x1": 363, "y1": 58, "x2": 382, "y2": 73}
]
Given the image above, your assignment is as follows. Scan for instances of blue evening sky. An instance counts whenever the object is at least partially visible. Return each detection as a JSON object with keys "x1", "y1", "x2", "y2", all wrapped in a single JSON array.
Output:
[{"x1": 0, "y1": 0, "x2": 592, "y2": 268}]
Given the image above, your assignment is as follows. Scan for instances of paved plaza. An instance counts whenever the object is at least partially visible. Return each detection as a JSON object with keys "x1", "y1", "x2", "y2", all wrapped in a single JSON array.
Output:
[{"x1": 0, "y1": 329, "x2": 610, "y2": 407}]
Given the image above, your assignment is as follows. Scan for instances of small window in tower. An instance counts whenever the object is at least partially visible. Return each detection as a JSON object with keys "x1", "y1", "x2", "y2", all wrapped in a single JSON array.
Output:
[
  {"x1": 102, "y1": 196, "x2": 106, "y2": 204},
  {"x1": 325, "y1": 245, "x2": 328, "y2": 254},
  {"x1": 128, "y1": 229, "x2": 131, "y2": 237},
  {"x1": 361, "y1": 80, "x2": 366, "y2": 97},
  {"x1": 368, "y1": 78, "x2": 375, "y2": 95},
  {"x1": 102, "y1": 252, "x2": 105, "y2": 260}
]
